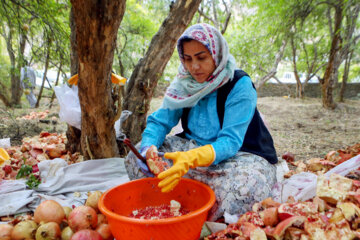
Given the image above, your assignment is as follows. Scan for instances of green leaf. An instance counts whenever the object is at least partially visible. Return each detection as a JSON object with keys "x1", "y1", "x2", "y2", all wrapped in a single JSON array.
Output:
[
  {"x1": 16, "y1": 165, "x2": 33, "y2": 179},
  {"x1": 26, "y1": 174, "x2": 41, "y2": 189}
]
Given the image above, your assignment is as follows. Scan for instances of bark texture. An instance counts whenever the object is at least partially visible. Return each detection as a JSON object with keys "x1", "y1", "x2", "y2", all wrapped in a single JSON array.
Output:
[
  {"x1": 291, "y1": 36, "x2": 303, "y2": 98},
  {"x1": 339, "y1": 50, "x2": 352, "y2": 102},
  {"x1": 70, "y1": 0, "x2": 126, "y2": 159},
  {"x1": 122, "y1": 0, "x2": 203, "y2": 144},
  {"x1": 322, "y1": 5, "x2": 343, "y2": 109},
  {"x1": 66, "y1": 7, "x2": 81, "y2": 154}
]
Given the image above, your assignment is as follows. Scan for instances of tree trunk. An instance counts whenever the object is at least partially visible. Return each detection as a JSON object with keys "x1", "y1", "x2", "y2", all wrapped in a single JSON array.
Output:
[
  {"x1": 322, "y1": 5, "x2": 342, "y2": 109},
  {"x1": 0, "y1": 81, "x2": 12, "y2": 107},
  {"x1": 49, "y1": 62, "x2": 62, "y2": 108},
  {"x1": 35, "y1": 36, "x2": 51, "y2": 108},
  {"x1": 122, "y1": 0, "x2": 203, "y2": 144},
  {"x1": 290, "y1": 35, "x2": 303, "y2": 98},
  {"x1": 66, "y1": 7, "x2": 82, "y2": 154},
  {"x1": 339, "y1": 50, "x2": 353, "y2": 102},
  {"x1": 6, "y1": 28, "x2": 25, "y2": 107},
  {"x1": 71, "y1": 0, "x2": 126, "y2": 159},
  {"x1": 11, "y1": 30, "x2": 27, "y2": 106},
  {"x1": 256, "y1": 40, "x2": 287, "y2": 89}
]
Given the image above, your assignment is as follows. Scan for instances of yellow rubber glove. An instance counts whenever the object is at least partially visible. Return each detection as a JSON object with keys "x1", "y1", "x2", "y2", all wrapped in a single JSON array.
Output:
[
  {"x1": 111, "y1": 73, "x2": 127, "y2": 86},
  {"x1": 67, "y1": 74, "x2": 79, "y2": 85},
  {"x1": 67, "y1": 73, "x2": 127, "y2": 86},
  {"x1": 0, "y1": 148, "x2": 10, "y2": 166},
  {"x1": 157, "y1": 145, "x2": 215, "y2": 192}
]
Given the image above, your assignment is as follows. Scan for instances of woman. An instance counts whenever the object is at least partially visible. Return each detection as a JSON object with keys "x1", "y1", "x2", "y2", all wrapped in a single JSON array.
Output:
[{"x1": 125, "y1": 23, "x2": 278, "y2": 221}]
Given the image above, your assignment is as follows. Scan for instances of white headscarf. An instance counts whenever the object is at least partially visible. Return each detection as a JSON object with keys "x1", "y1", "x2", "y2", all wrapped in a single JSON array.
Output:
[{"x1": 162, "y1": 23, "x2": 236, "y2": 110}]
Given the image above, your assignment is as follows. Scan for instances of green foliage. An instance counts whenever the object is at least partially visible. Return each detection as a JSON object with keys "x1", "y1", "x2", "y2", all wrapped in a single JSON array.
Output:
[
  {"x1": 114, "y1": 0, "x2": 165, "y2": 78},
  {"x1": 0, "y1": 0, "x2": 70, "y2": 106},
  {"x1": 0, "y1": 39, "x2": 11, "y2": 88},
  {"x1": 0, "y1": 0, "x2": 358, "y2": 102},
  {"x1": 16, "y1": 164, "x2": 41, "y2": 189},
  {"x1": 348, "y1": 64, "x2": 360, "y2": 83},
  {"x1": 225, "y1": 0, "x2": 288, "y2": 78},
  {"x1": 16, "y1": 164, "x2": 33, "y2": 179}
]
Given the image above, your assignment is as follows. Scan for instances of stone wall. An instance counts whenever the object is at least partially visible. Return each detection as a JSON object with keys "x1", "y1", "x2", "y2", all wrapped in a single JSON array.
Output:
[
  {"x1": 257, "y1": 83, "x2": 360, "y2": 99},
  {"x1": 155, "y1": 82, "x2": 360, "y2": 99}
]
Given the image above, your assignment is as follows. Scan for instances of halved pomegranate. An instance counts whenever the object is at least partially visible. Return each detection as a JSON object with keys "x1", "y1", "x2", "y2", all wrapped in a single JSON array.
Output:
[{"x1": 278, "y1": 202, "x2": 317, "y2": 221}]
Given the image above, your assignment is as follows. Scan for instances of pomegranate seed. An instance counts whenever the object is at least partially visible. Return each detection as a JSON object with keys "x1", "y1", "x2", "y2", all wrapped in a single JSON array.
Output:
[
  {"x1": 32, "y1": 164, "x2": 39, "y2": 173},
  {"x1": 3, "y1": 165, "x2": 12, "y2": 174}
]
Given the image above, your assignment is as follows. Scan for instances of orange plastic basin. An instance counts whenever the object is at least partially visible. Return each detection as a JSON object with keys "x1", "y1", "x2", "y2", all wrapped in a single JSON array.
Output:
[{"x1": 98, "y1": 178, "x2": 216, "y2": 240}]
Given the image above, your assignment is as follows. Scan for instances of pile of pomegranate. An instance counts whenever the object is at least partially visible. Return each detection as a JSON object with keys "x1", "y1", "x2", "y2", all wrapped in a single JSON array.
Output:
[
  {"x1": 206, "y1": 172, "x2": 360, "y2": 240},
  {"x1": 284, "y1": 142, "x2": 360, "y2": 178},
  {"x1": 16, "y1": 110, "x2": 50, "y2": 120},
  {"x1": 0, "y1": 132, "x2": 83, "y2": 181},
  {"x1": 0, "y1": 191, "x2": 112, "y2": 240}
]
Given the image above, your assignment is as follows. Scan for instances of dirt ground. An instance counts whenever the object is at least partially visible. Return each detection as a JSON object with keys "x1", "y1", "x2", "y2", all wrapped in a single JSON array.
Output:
[{"x1": 0, "y1": 96, "x2": 359, "y2": 162}]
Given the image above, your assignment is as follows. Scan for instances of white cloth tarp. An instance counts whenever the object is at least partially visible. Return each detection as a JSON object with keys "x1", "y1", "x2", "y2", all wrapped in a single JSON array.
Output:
[{"x1": 0, "y1": 158, "x2": 129, "y2": 217}]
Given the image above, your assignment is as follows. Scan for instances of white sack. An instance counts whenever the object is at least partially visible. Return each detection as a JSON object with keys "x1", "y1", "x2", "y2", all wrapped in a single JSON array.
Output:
[{"x1": 54, "y1": 85, "x2": 81, "y2": 129}]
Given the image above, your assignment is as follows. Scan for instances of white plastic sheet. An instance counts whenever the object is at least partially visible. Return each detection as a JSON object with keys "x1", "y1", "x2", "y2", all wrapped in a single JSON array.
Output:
[
  {"x1": 272, "y1": 154, "x2": 360, "y2": 203},
  {"x1": 0, "y1": 138, "x2": 11, "y2": 149},
  {"x1": 54, "y1": 85, "x2": 81, "y2": 129},
  {"x1": 0, "y1": 158, "x2": 129, "y2": 217}
]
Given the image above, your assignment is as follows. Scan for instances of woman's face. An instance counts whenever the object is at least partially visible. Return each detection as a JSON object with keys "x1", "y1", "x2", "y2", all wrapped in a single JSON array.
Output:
[{"x1": 182, "y1": 40, "x2": 216, "y2": 83}]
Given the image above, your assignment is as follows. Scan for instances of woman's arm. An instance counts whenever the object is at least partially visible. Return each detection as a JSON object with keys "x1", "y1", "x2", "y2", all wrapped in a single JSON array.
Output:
[
  {"x1": 211, "y1": 76, "x2": 257, "y2": 164},
  {"x1": 141, "y1": 107, "x2": 183, "y2": 149}
]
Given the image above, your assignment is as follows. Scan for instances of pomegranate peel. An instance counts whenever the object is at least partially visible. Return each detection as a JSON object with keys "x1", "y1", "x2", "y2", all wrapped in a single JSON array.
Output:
[
  {"x1": 261, "y1": 197, "x2": 281, "y2": 208},
  {"x1": 271, "y1": 216, "x2": 305, "y2": 240},
  {"x1": 278, "y1": 202, "x2": 317, "y2": 221},
  {"x1": 239, "y1": 222, "x2": 260, "y2": 238},
  {"x1": 337, "y1": 202, "x2": 360, "y2": 222},
  {"x1": 283, "y1": 226, "x2": 307, "y2": 239},
  {"x1": 259, "y1": 207, "x2": 279, "y2": 227},
  {"x1": 237, "y1": 211, "x2": 264, "y2": 227},
  {"x1": 146, "y1": 145, "x2": 169, "y2": 175}
]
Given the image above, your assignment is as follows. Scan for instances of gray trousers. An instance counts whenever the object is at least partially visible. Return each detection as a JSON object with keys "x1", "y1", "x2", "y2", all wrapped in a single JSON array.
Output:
[{"x1": 124, "y1": 136, "x2": 277, "y2": 221}]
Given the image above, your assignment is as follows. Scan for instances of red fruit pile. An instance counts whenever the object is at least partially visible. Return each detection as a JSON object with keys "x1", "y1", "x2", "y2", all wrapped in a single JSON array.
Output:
[
  {"x1": 0, "y1": 191, "x2": 113, "y2": 240},
  {"x1": 206, "y1": 173, "x2": 360, "y2": 240},
  {"x1": 0, "y1": 132, "x2": 83, "y2": 181}
]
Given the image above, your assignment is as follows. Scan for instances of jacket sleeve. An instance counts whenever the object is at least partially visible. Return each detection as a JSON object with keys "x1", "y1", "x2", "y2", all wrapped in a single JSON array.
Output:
[
  {"x1": 141, "y1": 107, "x2": 183, "y2": 149},
  {"x1": 211, "y1": 76, "x2": 257, "y2": 164}
]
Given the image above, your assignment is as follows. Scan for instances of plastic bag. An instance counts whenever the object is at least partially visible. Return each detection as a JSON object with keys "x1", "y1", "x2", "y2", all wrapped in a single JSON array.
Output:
[
  {"x1": 54, "y1": 85, "x2": 81, "y2": 129},
  {"x1": 0, "y1": 138, "x2": 11, "y2": 148},
  {"x1": 272, "y1": 154, "x2": 360, "y2": 203},
  {"x1": 54, "y1": 85, "x2": 132, "y2": 136}
]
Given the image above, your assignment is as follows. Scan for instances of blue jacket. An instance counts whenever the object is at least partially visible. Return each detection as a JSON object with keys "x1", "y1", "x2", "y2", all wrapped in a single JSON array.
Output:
[{"x1": 141, "y1": 76, "x2": 256, "y2": 165}]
